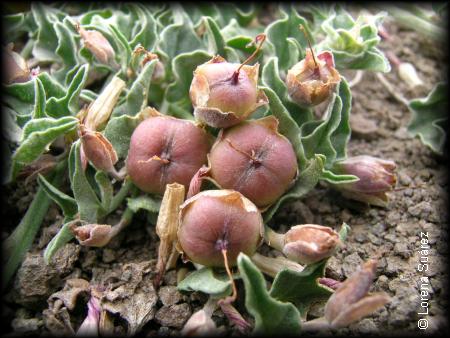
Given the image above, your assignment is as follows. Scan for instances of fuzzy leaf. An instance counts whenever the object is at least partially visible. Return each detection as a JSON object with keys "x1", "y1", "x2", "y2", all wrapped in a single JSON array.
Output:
[
  {"x1": 264, "y1": 6, "x2": 311, "y2": 74},
  {"x1": 95, "y1": 171, "x2": 113, "y2": 212},
  {"x1": 113, "y1": 59, "x2": 157, "y2": 116},
  {"x1": 202, "y1": 16, "x2": 226, "y2": 56},
  {"x1": 238, "y1": 253, "x2": 301, "y2": 335},
  {"x1": 53, "y1": 19, "x2": 80, "y2": 85},
  {"x1": 46, "y1": 64, "x2": 90, "y2": 118},
  {"x1": 10, "y1": 117, "x2": 78, "y2": 180},
  {"x1": 164, "y1": 50, "x2": 212, "y2": 105},
  {"x1": 300, "y1": 79, "x2": 351, "y2": 169},
  {"x1": 31, "y1": 2, "x2": 59, "y2": 62},
  {"x1": 269, "y1": 259, "x2": 332, "y2": 316},
  {"x1": 128, "y1": 4, "x2": 158, "y2": 51},
  {"x1": 261, "y1": 86, "x2": 306, "y2": 167},
  {"x1": 68, "y1": 141, "x2": 102, "y2": 223},
  {"x1": 177, "y1": 267, "x2": 232, "y2": 299},
  {"x1": 32, "y1": 77, "x2": 47, "y2": 119},
  {"x1": 318, "y1": 10, "x2": 390, "y2": 72},
  {"x1": 37, "y1": 174, "x2": 78, "y2": 218},
  {"x1": 157, "y1": 13, "x2": 204, "y2": 76},
  {"x1": 407, "y1": 82, "x2": 447, "y2": 155},
  {"x1": 263, "y1": 154, "x2": 325, "y2": 222},
  {"x1": 104, "y1": 114, "x2": 142, "y2": 159},
  {"x1": 43, "y1": 220, "x2": 75, "y2": 264},
  {"x1": 127, "y1": 195, "x2": 161, "y2": 214}
]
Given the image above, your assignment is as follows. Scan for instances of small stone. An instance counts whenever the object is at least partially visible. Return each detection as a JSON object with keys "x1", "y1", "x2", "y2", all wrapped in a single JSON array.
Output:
[
  {"x1": 158, "y1": 286, "x2": 183, "y2": 306},
  {"x1": 342, "y1": 252, "x2": 363, "y2": 277},
  {"x1": 11, "y1": 317, "x2": 43, "y2": 333},
  {"x1": 408, "y1": 201, "x2": 433, "y2": 218},
  {"x1": 398, "y1": 171, "x2": 412, "y2": 186},
  {"x1": 394, "y1": 242, "x2": 411, "y2": 258},
  {"x1": 102, "y1": 248, "x2": 116, "y2": 263},
  {"x1": 155, "y1": 303, "x2": 192, "y2": 329},
  {"x1": 350, "y1": 114, "x2": 378, "y2": 140},
  {"x1": 50, "y1": 243, "x2": 80, "y2": 275}
]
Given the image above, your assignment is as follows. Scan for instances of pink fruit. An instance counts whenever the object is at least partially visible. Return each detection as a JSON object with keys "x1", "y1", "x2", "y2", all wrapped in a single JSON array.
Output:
[
  {"x1": 127, "y1": 115, "x2": 212, "y2": 195},
  {"x1": 208, "y1": 116, "x2": 298, "y2": 208},
  {"x1": 177, "y1": 190, "x2": 264, "y2": 267}
]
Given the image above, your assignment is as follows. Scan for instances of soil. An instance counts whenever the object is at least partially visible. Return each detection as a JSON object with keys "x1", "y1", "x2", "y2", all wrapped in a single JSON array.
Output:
[{"x1": 1, "y1": 10, "x2": 448, "y2": 337}]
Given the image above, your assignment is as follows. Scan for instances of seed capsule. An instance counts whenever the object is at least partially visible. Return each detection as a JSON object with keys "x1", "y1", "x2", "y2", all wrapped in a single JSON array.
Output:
[
  {"x1": 127, "y1": 113, "x2": 212, "y2": 195},
  {"x1": 177, "y1": 190, "x2": 264, "y2": 267},
  {"x1": 208, "y1": 116, "x2": 298, "y2": 208}
]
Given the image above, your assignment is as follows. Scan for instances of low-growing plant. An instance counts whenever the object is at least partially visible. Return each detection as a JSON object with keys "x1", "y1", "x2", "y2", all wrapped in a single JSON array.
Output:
[{"x1": 2, "y1": 2, "x2": 445, "y2": 336}]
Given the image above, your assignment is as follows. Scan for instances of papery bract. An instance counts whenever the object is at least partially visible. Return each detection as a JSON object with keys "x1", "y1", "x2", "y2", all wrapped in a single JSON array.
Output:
[{"x1": 286, "y1": 50, "x2": 340, "y2": 107}]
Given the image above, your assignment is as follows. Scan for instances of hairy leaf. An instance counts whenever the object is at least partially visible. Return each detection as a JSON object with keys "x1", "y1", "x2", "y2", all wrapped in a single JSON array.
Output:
[
  {"x1": 238, "y1": 253, "x2": 301, "y2": 335},
  {"x1": 177, "y1": 267, "x2": 233, "y2": 299},
  {"x1": 407, "y1": 82, "x2": 447, "y2": 155}
]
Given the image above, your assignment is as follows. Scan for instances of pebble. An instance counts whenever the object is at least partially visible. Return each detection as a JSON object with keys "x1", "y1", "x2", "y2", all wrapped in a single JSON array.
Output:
[
  {"x1": 158, "y1": 286, "x2": 184, "y2": 306},
  {"x1": 155, "y1": 303, "x2": 192, "y2": 329},
  {"x1": 394, "y1": 242, "x2": 411, "y2": 258}
]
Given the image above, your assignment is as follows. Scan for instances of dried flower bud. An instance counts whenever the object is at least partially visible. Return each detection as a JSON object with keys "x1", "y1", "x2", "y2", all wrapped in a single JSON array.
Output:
[
  {"x1": 76, "y1": 24, "x2": 115, "y2": 65},
  {"x1": 177, "y1": 190, "x2": 264, "y2": 267},
  {"x1": 79, "y1": 125, "x2": 118, "y2": 174},
  {"x1": 190, "y1": 55, "x2": 268, "y2": 128},
  {"x1": 70, "y1": 223, "x2": 112, "y2": 247},
  {"x1": 77, "y1": 296, "x2": 101, "y2": 336},
  {"x1": 282, "y1": 224, "x2": 340, "y2": 264},
  {"x1": 398, "y1": 62, "x2": 424, "y2": 90},
  {"x1": 286, "y1": 50, "x2": 340, "y2": 107},
  {"x1": 181, "y1": 310, "x2": 217, "y2": 336},
  {"x1": 324, "y1": 259, "x2": 390, "y2": 328},
  {"x1": 331, "y1": 155, "x2": 397, "y2": 207},
  {"x1": 208, "y1": 116, "x2": 298, "y2": 208},
  {"x1": 2, "y1": 44, "x2": 30, "y2": 84},
  {"x1": 127, "y1": 112, "x2": 212, "y2": 195}
]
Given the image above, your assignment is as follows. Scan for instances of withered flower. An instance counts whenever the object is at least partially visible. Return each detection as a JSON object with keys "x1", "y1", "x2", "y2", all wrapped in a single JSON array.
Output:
[
  {"x1": 70, "y1": 223, "x2": 113, "y2": 247},
  {"x1": 76, "y1": 24, "x2": 115, "y2": 65},
  {"x1": 77, "y1": 295, "x2": 101, "y2": 336},
  {"x1": 78, "y1": 124, "x2": 118, "y2": 175},
  {"x1": 3, "y1": 44, "x2": 31, "y2": 84},
  {"x1": 286, "y1": 49, "x2": 340, "y2": 107},
  {"x1": 331, "y1": 155, "x2": 397, "y2": 207},
  {"x1": 324, "y1": 259, "x2": 390, "y2": 328},
  {"x1": 282, "y1": 224, "x2": 341, "y2": 265}
]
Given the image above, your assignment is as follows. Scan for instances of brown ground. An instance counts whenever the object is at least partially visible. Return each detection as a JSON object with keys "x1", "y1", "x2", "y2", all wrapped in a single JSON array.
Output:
[{"x1": 1, "y1": 12, "x2": 448, "y2": 337}]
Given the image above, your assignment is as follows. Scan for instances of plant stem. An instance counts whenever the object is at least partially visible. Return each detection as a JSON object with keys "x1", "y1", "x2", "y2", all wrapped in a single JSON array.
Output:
[
  {"x1": 107, "y1": 178, "x2": 132, "y2": 214},
  {"x1": 384, "y1": 6, "x2": 445, "y2": 42},
  {"x1": 301, "y1": 317, "x2": 331, "y2": 331},
  {"x1": 251, "y1": 252, "x2": 303, "y2": 278},
  {"x1": 2, "y1": 160, "x2": 67, "y2": 289},
  {"x1": 263, "y1": 225, "x2": 285, "y2": 251}
]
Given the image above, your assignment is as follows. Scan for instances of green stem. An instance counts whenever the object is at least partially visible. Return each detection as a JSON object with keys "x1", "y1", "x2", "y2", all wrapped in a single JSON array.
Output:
[
  {"x1": 264, "y1": 225, "x2": 285, "y2": 251},
  {"x1": 2, "y1": 160, "x2": 67, "y2": 289},
  {"x1": 251, "y1": 252, "x2": 304, "y2": 278},
  {"x1": 107, "y1": 178, "x2": 132, "y2": 214},
  {"x1": 384, "y1": 6, "x2": 445, "y2": 42}
]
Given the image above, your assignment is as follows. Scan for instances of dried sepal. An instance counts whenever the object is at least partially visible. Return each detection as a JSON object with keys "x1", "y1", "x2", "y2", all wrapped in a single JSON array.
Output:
[
  {"x1": 70, "y1": 223, "x2": 113, "y2": 247},
  {"x1": 324, "y1": 259, "x2": 391, "y2": 328},
  {"x1": 154, "y1": 183, "x2": 186, "y2": 288},
  {"x1": 82, "y1": 76, "x2": 126, "y2": 131},
  {"x1": 286, "y1": 50, "x2": 341, "y2": 107},
  {"x1": 76, "y1": 24, "x2": 116, "y2": 66},
  {"x1": 331, "y1": 155, "x2": 397, "y2": 207},
  {"x1": 2, "y1": 43, "x2": 30, "y2": 84},
  {"x1": 79, "y1": 124, "x2": 118, "y2": 174},
  {"x1": 282, "y1": 224, "x2": 341, "y2": 265}
]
